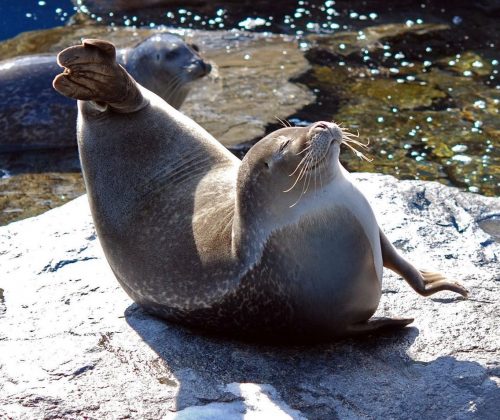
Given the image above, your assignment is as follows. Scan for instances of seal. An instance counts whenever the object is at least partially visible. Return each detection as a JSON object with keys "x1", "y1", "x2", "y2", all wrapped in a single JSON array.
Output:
[
  {"x1": 53, "y1": 39, "x2": 468, "y2": 341},
  {"x1": 0, "y1": 33, "x2": 210, "y2": 152}
]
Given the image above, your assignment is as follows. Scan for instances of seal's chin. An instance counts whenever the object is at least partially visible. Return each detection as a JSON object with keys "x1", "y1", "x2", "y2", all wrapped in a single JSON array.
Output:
[{"x1": 322, "y1": 140, "x2": 341, "y2": 171}]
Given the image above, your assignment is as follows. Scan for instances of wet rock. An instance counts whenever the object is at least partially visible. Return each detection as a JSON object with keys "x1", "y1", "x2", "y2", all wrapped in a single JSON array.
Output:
[
  {"x1": 0, "y1": 175, "x2": 498, "y2": 418},
  {"x1": 438, "y1": 52, "x2": 493, "y2": 77},
  {"x1": 351, "y1": 78, "x2": 446, "y2": 110},
  {"x1": 184, "y1": 32, "x2": 314, "y2": 146},
  {"x1": 296, "y1": 22, "x2": 499, "y2": 197},
  {"x1": 72, "y1": 0, "x2": 256, "y2": 14},
  {"x1": 307, "y1": 23, "x2": 450, "y2": 60},
  {"x1": 0, "y1": 171, "x2": 85, "y2": 225}
]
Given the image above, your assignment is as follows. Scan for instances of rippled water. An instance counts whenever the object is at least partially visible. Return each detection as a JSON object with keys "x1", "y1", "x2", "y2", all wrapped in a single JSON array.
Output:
[
  {"x1": 0, "y1": 0, "x2": 74, "y2": 41},
  {"x1": 0, "y1": 0, "x2": 498, "y2": 225}
]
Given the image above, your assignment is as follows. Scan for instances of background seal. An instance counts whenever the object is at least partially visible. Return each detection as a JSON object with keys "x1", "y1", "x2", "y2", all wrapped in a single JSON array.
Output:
[{"x1": 0, "y1": 33, "x2": 210, "y2": 152}]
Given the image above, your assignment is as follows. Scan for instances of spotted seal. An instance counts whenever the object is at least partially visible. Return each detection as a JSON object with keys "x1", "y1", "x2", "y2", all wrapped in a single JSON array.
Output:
[
  {"x1": 0, "y1": 33, "x2": 210, "y2": 152},
  {"x1": 53, "y1": 39, "x2": 468, "y2": 340}
]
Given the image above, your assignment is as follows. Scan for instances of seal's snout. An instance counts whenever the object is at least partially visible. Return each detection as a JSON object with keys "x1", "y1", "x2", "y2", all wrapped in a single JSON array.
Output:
[
  {"x1": 187, "y1": 59, "x2": 212, "y2": 78},
  {"x1": 309, "y1": 121, "x2": 342, "y2": 144},
  {"x1": 200, "y1": 60, "x2": 212, "y2": 75},
  {"x1": 304, "y1": 121, "x2": 341, "y2": 162},
  {"x1": 308, "y1": 121, "x2": 342, "y2": 149}
]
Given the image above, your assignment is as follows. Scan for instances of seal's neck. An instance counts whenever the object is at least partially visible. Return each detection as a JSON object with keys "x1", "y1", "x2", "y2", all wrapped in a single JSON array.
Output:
[{"x1": 232, "y1": 161, "x2": 349, "y2": 264}]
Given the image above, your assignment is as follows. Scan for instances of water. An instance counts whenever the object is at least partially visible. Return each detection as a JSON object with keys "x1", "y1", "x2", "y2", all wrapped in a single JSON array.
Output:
[
  {"x1": 0, "y1": 0, "x2": 74, "y2": 41},
  {"x1": 0, "y1": 0, "x2": 498, "y2": 225}
]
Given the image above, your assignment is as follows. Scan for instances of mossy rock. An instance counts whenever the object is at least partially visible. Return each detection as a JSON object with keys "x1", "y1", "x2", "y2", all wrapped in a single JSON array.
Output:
[
  {"x1": 437, "y1": 51, "x2": 493, "y2": 77},
  {"x1": 350, "y1": 78, "x2": 446, "y2": 110},
  {"x1": 0, "y1": 21, "x2": 155, "y2": 60}
]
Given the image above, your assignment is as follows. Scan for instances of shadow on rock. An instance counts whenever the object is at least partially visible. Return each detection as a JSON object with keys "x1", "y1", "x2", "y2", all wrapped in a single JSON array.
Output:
[{"x1": 125, "y1": 303, "x2": 498, "y2": 419}]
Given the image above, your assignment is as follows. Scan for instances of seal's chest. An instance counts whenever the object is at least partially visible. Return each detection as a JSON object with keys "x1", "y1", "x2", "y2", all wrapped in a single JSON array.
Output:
[{"x1": 263, "y1": 206, "x2": 377, "y2": 285}]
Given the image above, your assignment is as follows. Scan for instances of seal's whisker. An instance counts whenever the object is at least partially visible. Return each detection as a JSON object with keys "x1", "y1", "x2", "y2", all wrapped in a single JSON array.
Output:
[
  {"x1": 289, "y1": 149, "x2": 312, "y2": 177},
  {"x1": 164, "y1": 74, "x2": 182, "y2": 92},
  {"x1": 289, "y1": 159, "x2": 313, "y2": 207},
  {"x1": 274, "y1": 116, "x2": 288, "y2": 128},
  {"x1": 343, "y1": 137, "x2": 370, "y2": 150},
  {"x1": 285, "y1": 161, "x2": 310, "y2": 192},
  {"x1": 300, "y1": 164, "x2": 311, "y2": 196},
  {"x1": 318, "y1": 158, "x2": 324, "y2": 192},
  {"x1": 301, "y1": 162, "x2": 312, "y2": 196},
  {"x1": 296, "y1": 144, "x2": 312, "y2": 155},
  {"x1": 343, "y1": 141, "x2": 373, "y2": 162},
  {"x1": 288, "y1": 155, "x2": 309, "y2": 180},
  {"x1": 165, "y1": 76, "x2": 184, "y2": 103},
  {"x1": 313, "y1": 160, "x2": 318, "y2": 195},
  {"x1": 285, "y1": 151, "x2": 313, "y2": 193},
  {"x1": 340, "y1": 127, "x2": 360, "y2": 137}
]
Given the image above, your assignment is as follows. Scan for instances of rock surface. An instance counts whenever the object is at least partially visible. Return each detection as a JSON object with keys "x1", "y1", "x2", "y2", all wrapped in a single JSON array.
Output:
[{"x1": 0, "y1": 174, "x2": 499, "y2": 419}]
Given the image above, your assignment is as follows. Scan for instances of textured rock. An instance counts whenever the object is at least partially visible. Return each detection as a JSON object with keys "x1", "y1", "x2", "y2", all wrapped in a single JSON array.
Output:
[
  {"x1": 184, "y1": 31, "x2": 314, "y2": 146},
  {"x1": 0, "y1": 174, "x2": 498, "y2": 419}
]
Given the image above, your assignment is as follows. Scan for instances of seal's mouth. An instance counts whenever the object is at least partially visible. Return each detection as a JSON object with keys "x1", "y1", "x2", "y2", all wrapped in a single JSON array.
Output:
[
  {"x1": 283, "y1": 121, "x2": 371, "y2": 206},
  {"x1": 283, "y1": 122, "x2": 340, "y2": 199}
]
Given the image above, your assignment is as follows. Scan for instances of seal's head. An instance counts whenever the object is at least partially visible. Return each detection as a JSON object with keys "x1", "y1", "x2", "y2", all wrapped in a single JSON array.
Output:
[
  {"x1": 126, "y1": 33, "x2": 211, "y2": 108},
  {"x1": 238, "y1": 121, "x2": 345, "y2": 208},
  {"x1": 233, "y1": 121, "x2": 356, "y2": 259}
]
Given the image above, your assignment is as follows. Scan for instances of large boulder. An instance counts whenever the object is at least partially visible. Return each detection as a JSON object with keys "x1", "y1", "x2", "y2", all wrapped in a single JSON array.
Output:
[{"x1": 0, "y1": 174, "x2": 498, "y2": 419}]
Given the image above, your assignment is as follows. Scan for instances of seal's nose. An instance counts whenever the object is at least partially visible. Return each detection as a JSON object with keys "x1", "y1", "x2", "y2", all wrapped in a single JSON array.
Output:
[
  {"x1": 309, "y1": 121, "x2": 342, "y2": 144},
  {"x1": 201, "y1": 61, "x2": 212, "y2": 75},
  {"x1": 314, "y1": 122, "x2": 329, "y2": 130},
  {"x1": 193, "y1": 59, "x2": 211, "y2": 77}
]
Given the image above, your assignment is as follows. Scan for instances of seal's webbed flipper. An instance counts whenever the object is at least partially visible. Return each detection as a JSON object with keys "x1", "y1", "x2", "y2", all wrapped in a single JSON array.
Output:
[
  {"x1": 53, "y1": 39, "x2": 147, "y2": 113},
  {"x1": 379, "y1": 229, "x2": 468, "y2": 298},
  {"x1": 347, "y1": 317, "x2": 414, "y2": 335}
]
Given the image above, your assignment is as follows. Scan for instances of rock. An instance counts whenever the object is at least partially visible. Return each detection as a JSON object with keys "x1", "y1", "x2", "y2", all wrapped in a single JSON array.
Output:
[
  {"x1": 184, "y1": 32, "x2": 314, "y2": 146},
  {"x1": 300, "y1": 22, "x2": 499, "y2": 197},
  {"x1": 1, "y1": 174, "x2": 498, "y2": 419}
]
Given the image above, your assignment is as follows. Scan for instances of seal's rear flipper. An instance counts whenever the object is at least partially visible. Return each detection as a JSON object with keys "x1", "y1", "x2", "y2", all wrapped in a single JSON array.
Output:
[
  {"x1": 347, "y1": 317, "x2": 414, "y2": 335},
  {"x1": 379, "y1": 229, "x2": 469, "y2": 298},
  {"x1": 53, "y1": 38, "x2": 147, "y2": 113}
]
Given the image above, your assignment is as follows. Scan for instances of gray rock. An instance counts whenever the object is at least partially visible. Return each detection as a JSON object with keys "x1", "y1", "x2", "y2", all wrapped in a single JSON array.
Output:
[{"x1": 0, "y1": 174, "x2": 498, "y2": 419}]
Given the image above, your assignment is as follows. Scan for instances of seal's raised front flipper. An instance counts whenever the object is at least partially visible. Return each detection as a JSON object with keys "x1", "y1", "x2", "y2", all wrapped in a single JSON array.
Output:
[
  {"x1": 379, "y1": 229, "x2": 468, "y2": 298},
  {"x1": 53, "y1": 39, "x2": 147, "y2": 113},
  {"x1": 347, "y1": 317, "x2": 414, "y2": 336}
]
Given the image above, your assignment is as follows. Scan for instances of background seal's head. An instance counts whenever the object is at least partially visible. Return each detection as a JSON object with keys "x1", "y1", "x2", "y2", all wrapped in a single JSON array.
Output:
[{"x1": 126, "y1": 33, "x2": 211, "y2": 108}]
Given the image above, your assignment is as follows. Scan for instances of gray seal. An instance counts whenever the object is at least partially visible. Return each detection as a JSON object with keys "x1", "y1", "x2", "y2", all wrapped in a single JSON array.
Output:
[
  {"x1": 53, "y1": 39, "x2": 468, "y2": 341},
  {"x1": 0, "y1": 33, "x2": 210, "y2": 152}
]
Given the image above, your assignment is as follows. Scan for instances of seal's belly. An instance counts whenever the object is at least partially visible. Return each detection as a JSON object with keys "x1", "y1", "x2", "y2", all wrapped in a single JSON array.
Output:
[{"x1": 252, "y1": 206, "x2": 382, "y2": 334}]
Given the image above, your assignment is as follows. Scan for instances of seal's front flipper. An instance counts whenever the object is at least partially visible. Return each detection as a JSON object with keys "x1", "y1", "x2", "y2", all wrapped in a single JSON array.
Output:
[
  {"x1": 53, "y1": 38, "x2": 147, "y2": 113},
  {"x1": 347, "y1": 317, "x2": 414, "y2": 335},
  {"x1": 379, "y1": 229, "x2": 468, "y2": 298}
]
